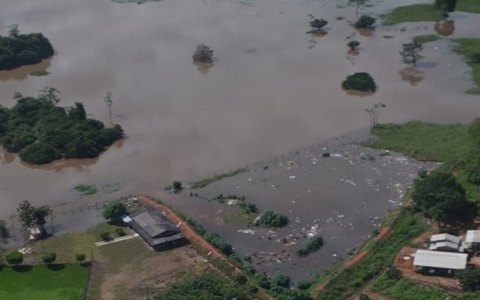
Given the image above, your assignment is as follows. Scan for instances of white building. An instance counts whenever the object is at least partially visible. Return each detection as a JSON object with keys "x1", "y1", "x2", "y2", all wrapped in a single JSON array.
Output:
[{"x1": 429, "y1": 233, "x2": 464, "y2": 252}]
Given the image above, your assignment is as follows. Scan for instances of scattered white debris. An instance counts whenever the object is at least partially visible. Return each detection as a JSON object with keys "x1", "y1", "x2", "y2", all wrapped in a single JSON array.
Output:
[
  {"x1": 238, "y1": 229, "x2": 256, "y2": 235},
  {"x1": 289, "y1": 175, "x2": 296, "y2": 179}
]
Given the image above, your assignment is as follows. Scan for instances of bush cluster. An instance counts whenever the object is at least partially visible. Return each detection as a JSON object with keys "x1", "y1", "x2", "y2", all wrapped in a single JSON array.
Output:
[
  {"x1": 0, "y1": 30, "x2": 54, "y2": 70},
  {"x1": 341, "y1": 72, "x2": 377, "y2": 92},
  {"x1": 255, "y1": 210, "x2": 288, "y2": 228},
  {"x1": 0, "y1": 94, "x2": 123, "y2": 164},
  {"x1": 297, "y1": 236, "x2": 324, "y2": 256}
]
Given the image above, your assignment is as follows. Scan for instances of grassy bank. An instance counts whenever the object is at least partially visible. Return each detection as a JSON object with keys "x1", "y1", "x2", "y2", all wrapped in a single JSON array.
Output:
[
  {"x1": 382, "y1": 4, "x2": 446, "y2": 25},
  {"x1": 365, "y1": 122, "x2": 473, "y2": 163},
  {"x1": 0, "y1": 264, "x2": 89, "y2": 300},
  {"x1": 452, "y1": 38, "x2": 480, "y2": 94},
  {"x1": 413, "y1": 34, "x2": 441, "y2": 43},
  {"x1": 457, "y1": 0, "x2": 480, "y2": 14},
  {"x1": 316, "y1": 208, "x2": 428, "y2": 300}
]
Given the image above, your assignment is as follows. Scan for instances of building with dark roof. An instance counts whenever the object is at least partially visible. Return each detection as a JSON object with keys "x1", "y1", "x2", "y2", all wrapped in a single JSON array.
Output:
[{"x1": 123, "y1": 208, "x2": 187, "y2": 251}]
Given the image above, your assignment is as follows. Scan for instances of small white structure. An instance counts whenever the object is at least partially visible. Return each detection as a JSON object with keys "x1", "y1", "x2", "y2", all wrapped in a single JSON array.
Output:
[
  {"x1": 429, "y1": 233, "x2": 464, "y2": 252},
  {"x1": 413, "y1": 249, "x2": 468, "y2": 270},
  {"x1": 465, "y1": 230, "x2": 480, "y2": 250}
]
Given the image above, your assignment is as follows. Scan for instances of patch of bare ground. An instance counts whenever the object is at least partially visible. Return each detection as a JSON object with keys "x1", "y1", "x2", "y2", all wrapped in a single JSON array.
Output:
[{"x1": 99, "y1": 246, "x2": 204, "y2": 300}]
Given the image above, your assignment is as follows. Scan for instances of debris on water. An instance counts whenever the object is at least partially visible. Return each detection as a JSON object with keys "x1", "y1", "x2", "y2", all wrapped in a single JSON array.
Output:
[
  {"x1": 238, "y1": 229, "x2": 256, "y2": 235},
  {"x1": 289, "y1": 175, "x2": 296, "y2": 179}
]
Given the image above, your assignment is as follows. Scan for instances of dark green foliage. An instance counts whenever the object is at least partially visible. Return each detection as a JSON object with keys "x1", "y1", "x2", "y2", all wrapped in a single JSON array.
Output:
[
  {"x1": 192, "y1": 168, "x2": 248, "y2": 189},
  {"x1": 75, "y1": 253, "x2": 86, "y2": 263},
  {"x1": 115, "y1": 227, "x2": 126, "y2": 237},
  {"x1": 255, "y1": 272, "x2": 271, "y2": 289},
  {"x1": 412, "y1": 171, "x2": 475, "y2": 221},
  {"x1": 297, "y1": 236, "x2": 324, "y2": 256},
  {"x1": 0, "y1": 28, "x2": 54, "y2": 70},
  {"x1": 355, "y1": 15, "x2": 376, "y2": 28},
  {"x1": 273, "y1": 273, "x2": 290, "y2": 288},
  {"x1": 172, "y1": 181, "x2": 182, "y2": 192},
  {"x1": 435, "y1": 0, "x2": 457, "y2": 12},
  {"x1": 234, "y1": 273, "x2": 248, "y2": 285},
  {"x1": 19, "y1": 142, "x2": 61, "y2": 164},
  {"x1": 238, "y1": 201, "x2": 258, "y2": 214},
  {"x1": 342, "y1": 72, "x2": 377, "y2": 92},
  {"x1": 469, "y1": 118, "x2": 480, "y2": 146},
  {"x1": 192, "y1": 44, "x2": 214, "y2": 64},
  {"x1": 6, "y1": 251, "x2": 23, "y2": 265},
  {"x1": 468, "y1": 167, "x2": 480, "y2": 185},
  {"x1": 102, "y1": 202, "x2": 127, "y2": 221},
  {"x1": 0, "y1": 93, "x2": 123, "y2": 164},
  {"x1": 255, "y1": 210, "x2": 288, "y2": 228},
  {"x1": 17, "y1": 200, "x2": 50, "y2": 228},
  {"x1": 204, "y1": 232, "x2": 233, "y2": 255},
  {"x1": 100, "y1": 231, "x2": 111, "y2": 241},
  {"x1": 400, "y1": 41, "x2": 423, "y2": 66},
  {"x1": 42, "y1": 252, "x2": 56, "y2": 265},
  {"x1": 457, "y1": 267, "x2": 480, "y2": 291},
  {"x1": 310, "y1": 18, "x2": 328, "y2": 30},
  {"x1": 0, "y1": 220, "x2": 8, "y2": 238},
  {"x1": 297, "y1": 279, "x2": 312, "y2": 290},
  {"x1": 154, "y1": 272, "x2": 247, "y2": 300},
  {"x1": 319, "y1": 209, "x2": 427, "y2": 299},
  {"x1": 347, "y1": 40, "x2": 360, "y2": 51}
]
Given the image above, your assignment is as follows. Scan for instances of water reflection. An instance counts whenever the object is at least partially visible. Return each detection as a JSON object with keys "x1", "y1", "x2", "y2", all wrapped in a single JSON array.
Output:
[
  {"x1": 0, "y1": 58, "x2": 52, "y2": 81},
  {"x1": 399, "y1": 67, "x2": 424, "y2": 86},
  {"x1": 434, "y1": 20, "x2": 455, "y2": 36}
]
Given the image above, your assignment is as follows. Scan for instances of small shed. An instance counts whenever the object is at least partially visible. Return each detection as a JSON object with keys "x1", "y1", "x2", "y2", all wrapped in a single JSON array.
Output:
[
  {"x1": 429, "y1": 233, "x2": 464, "y2": 252},
  {"x1": 124, "y1": 208, "x2": 187, "y2": 251},
  {"x1": 465, "y1": 230, "x2": 480, "y2": 250},
  {"x1": 413, "y1": 249, "x2": 467, "y2": 275}
]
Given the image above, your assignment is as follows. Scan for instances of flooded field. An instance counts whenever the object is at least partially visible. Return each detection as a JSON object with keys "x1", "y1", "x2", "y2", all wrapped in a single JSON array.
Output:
[{"x1": 0, "y1": 0, "x2": 479, "y2": 254}]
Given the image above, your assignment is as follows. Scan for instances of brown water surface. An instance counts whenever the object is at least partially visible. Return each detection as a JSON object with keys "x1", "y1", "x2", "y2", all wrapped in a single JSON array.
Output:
[{"x1": 0, "y1": 0, "x2": 479, "y2": 218}]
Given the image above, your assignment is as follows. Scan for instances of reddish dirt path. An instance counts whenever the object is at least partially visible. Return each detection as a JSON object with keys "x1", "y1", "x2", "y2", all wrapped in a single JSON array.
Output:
[
  {"x1": 138, "y1": 195, "x2": 240, "y2": 272},
  {"x1": 313, "y1": 227, "x2": 392, "y2": 297}
]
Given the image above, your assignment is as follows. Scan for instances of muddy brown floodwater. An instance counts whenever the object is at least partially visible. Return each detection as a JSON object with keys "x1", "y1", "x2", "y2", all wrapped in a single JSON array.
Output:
[{"x1": 0, "y1": 0, "x2": 479, "y2": 231}]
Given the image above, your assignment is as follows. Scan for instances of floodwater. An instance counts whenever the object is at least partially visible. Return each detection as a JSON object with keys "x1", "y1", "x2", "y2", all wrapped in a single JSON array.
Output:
[{"x1": 0, "y1": 0, "x2": 479, "y2": 222}]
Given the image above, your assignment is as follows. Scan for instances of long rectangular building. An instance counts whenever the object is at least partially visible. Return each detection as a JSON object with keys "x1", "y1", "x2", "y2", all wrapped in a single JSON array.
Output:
[{"x1": 413, "y1": 249, "x2": 468, "y2": 270}]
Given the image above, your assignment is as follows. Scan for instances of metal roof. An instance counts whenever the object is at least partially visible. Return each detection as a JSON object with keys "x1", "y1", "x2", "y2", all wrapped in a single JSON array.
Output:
[
  {"x1": 430, "y1": 233, "x2": 461, "y2": 244},
  {"x1": 131, "y1": 210, "x2": 179, "y2": 238},
  {"x1": 413, "y1": 250, "x2": 467, "y2": 270},
  {"x1": 466, "y1": 230, "x2": 480, "y2": 243}
]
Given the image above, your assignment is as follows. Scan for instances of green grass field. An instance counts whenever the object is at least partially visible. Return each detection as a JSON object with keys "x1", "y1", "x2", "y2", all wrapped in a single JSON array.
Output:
[
  {"x1": 453, "y1": 39, "x2": 480, "y2": 94},
  {"x1": 413, "y1": 34, "x2": 441, "y2": 43},
  {"x1": 382, "y1": 4, "x2": 446, "y2": 25},
  {"x1": 0, "y1": 264, "x2": 89, "y2": 300},
  {"x1": 457, "y1": 0, "x2": 480, "y2": 14}
]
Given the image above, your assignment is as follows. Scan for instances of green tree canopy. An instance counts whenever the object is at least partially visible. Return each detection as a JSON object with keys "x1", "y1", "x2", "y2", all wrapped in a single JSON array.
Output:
[
  {"x1": 17, "y1": 200, "x2": 51, "y2": 228},
  {"x1": 457, "y1": 267, "x2": 480, "y2": 291},
  {"x1": 354, "y1": 15, "x2": 376, "y2": 28},
  {"x1": 42, "y1": 252, "x2": 56, "y2": 265},
  {"x1": 411, "y1": 171, "x2": 475, "y2": 221},
  {"x1": 102, "y1": 202, "x2": 127, "y2": 222},
  {"x1": 342, "y1": 72, "x2": 377, "y2": 92},
  {"x1": 6, "y1": 251, "x2": 23, "y2": 265}
]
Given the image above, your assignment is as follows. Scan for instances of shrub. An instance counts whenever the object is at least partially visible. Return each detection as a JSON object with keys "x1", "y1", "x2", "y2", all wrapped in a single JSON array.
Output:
[
  {"x1": 255, "y1": 210, "x2": 288, "y2": 228},
  {"x1": 42, "y1": 252, "x2": 56, "y2": 265},
  {"x1": 347, "y1": 40, "x2": 360, "y2": 51},
  {"x1": 273, "y1": 273, "x2": 291, "y2": 288},
  {"x1": 297, "y1": 279, "x2": 312, "y2": 290},
  {"x1": 75, "y1": 253, "x2": 86, "y2": 264},
  {"x1": 234, "y1": 273, "x2": 248, "y2": 285},
  {"x1": 100, "y1": 231, "x2": 111, "y2": 241},
  {"x1": 192, "y1": 44, "x2": 214, "y2": 63},
  {"x1": 310, "y1": 18, "x2": 328, "y2": 30},
  {"x1": 19, "y1": 142, "x2": 62, "y2": 164},
  {"x1": 172, "y1": 181, "x2": 182, "y2": 192},
  {"x1": 297, "y1": 236, "x2": 324, "y2": 256},
  {"x1": 102, "y1": 202, "x2": 127, "y2": 221},
  {"x1": 0, "y1": 220, "x2": 8, "y2": 238},
  {"x1": 6, "y1": 251, "x2": 23, "y2": 265},
  {"x1": 255, "y1": 273, "x2": 271, "y2": 289},
  {"x1": 115, "y1": 227, "x2": 126, "y2": 237},
  {"x1": 341, "y1": 72, "x2": 377, "y2": 92},
  {"x1": 355, "y1": 15, "x2": 376, "y2": 28}
]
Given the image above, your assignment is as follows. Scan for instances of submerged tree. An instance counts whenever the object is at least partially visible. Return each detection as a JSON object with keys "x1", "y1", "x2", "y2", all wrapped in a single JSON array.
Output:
[
  {"x1": 347, "y1": 40, "x2": 360, "y2": 51},
  {"x1": 342, "y1": 72, "x2": 377, "y2": 92},
  {"x1": 102, "y1": 201, "x2": 127, "y2": 222},
  {"x1": 17, "y1": 200, "x2": 51, "y2": 229},
  {"x1": 309, "y1": 17, "x2": 328, "y2": 31},
  {"x1": 193, "y1": 44, "x2": 214, "y2": 64},
  {"x1": 400, "y1": 40, "x2": 423, "y2": 67},
  {"x1": 104, "y1": 91, "x2": 113, "y2": 125},
  {"x1": 350, "y1": 0, "x2": 368, "y2": 17},
  {"x1": 366, "y1": 103, "x2": 386, "y2": 129},
  {"x1": 354, "y1": 15, "x2": 376, "y2": 29}
]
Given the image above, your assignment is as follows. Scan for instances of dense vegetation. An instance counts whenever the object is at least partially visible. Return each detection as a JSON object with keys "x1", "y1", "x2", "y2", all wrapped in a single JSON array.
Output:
[
  {"x1": 255, "y1": 210, "x2": 288, "y2": 228},
  {"x1": 193, "y1": 44, "x2": 214, "y2": 64},
  {"x1": 297, "y1": 236, "x2": 324, "y2": 256},
  {"x1": 317, "y1": 209, "x2": 428, "y2": 299},
  {"x1": 341, "y1": 72, "x2": 377, "y2": 92},
  {"x1": 102, "y1": 201, "x2": 127, "y2": 222},
  {"x1": 154, "y1": 272, "x2": 248, "y2": 300},
  {"x1": 354, "y1": 15, "x2": 376, "y2": 29},
  {"x1": 0, "y1": 26, "x2": 54, "y2": 70},
  {"x1": 0, "y1": 90, "x2": 123, "y2": 164}
]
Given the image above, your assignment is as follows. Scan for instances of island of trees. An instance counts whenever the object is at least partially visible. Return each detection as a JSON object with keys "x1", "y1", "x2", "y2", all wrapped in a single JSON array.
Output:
[
  {"x1": 0, "y1": 88, "x2": 124, "y2": 164},
  {"x1": 0, "y1": 25, "x2": 54, "y2": 70}
]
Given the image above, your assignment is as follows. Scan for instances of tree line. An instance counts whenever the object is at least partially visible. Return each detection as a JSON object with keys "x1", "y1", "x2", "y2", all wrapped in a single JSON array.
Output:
[
  {"x1": 0, "y1": 25, "x2": 54, "y2": 70},
  {"x1": 0, "y1": 88, "x2": 124, "y2": 164}
]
